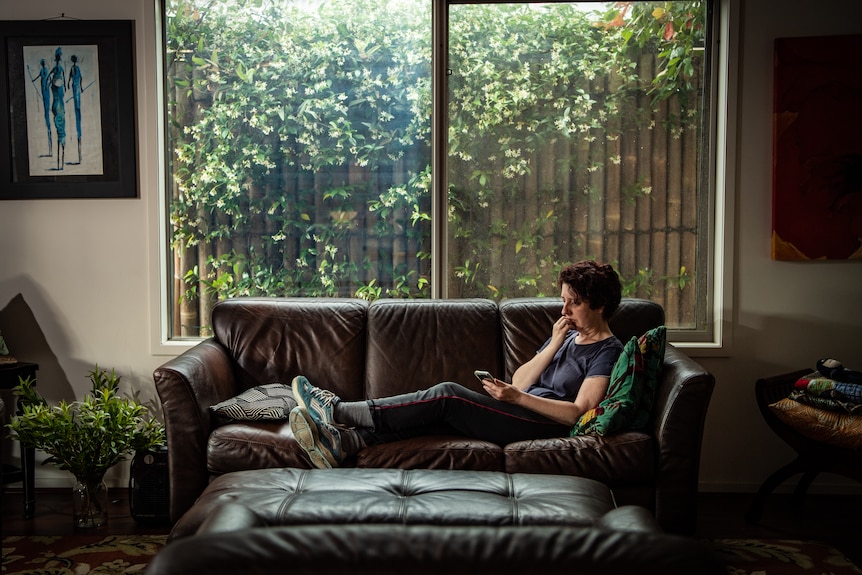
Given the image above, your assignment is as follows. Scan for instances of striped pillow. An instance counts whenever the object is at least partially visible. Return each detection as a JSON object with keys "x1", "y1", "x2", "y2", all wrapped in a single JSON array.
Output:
[{"x1": 210, "y1": 383, "x2": 297, "y2": 421}]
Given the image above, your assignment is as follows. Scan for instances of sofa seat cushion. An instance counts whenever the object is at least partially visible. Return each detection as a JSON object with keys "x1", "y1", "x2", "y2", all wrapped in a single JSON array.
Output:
[
  {"x1": 503, "y1": 432, "x2": 655, "y2": 484},
  {"x1": 207, "y1": 422, "x2": 310, "y2": 474},
  {"x1": 169, "y1": 467, "x2": 619, "y2": 540},
  {"x1": 355, "y1": 436, "x2": 505, "y2": 470}
]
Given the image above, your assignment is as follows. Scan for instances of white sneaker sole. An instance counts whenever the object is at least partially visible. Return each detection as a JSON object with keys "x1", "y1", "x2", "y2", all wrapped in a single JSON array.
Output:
[{"x1": 289, "y1": 408, "x2": 335, "y2": 469}]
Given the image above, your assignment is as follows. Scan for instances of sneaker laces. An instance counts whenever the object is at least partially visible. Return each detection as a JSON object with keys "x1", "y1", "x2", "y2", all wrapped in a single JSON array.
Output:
[{"x1": 309, "y1": 386, "x2": 338, "y2": 407}]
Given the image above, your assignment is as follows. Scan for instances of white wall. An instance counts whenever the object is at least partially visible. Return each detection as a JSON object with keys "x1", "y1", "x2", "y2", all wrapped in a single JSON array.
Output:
[{"x1": 1, "y1": 0, "x2": 861, "y2": 492}]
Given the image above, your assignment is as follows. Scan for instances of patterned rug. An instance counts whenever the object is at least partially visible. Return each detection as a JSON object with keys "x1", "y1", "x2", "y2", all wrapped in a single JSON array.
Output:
[
  {"x1": 2, "y1": 535, "x2": 861, "y2": 574},
  {"x1": 711, "y1": 539, "x2": 862, "y2": 574},
  {"x1": 2, "y1": 535, "x2": 167, "y2": 574}
]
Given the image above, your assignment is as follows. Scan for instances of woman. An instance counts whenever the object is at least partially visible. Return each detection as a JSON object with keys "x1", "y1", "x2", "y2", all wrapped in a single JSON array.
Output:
[{"x1": 290, "y1": 260, "x2": 624, "y2": 469}]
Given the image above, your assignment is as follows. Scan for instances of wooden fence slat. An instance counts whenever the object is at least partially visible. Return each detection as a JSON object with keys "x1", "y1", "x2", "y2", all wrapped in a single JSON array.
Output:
[{"x1": 650, "y1": 90, "x2": 669, "y2": 306}]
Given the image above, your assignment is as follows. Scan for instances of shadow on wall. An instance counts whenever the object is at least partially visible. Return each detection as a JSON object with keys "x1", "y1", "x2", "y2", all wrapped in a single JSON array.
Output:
[
  {"x1": 0, "y1": 291, "x2": 73, "y2": 468},
  {"x1": 0, "y1": 283, "x2": 165, "y2": 425},
  {"x1": 0, "y1": 292, "x2": 72, "y2": 399}
]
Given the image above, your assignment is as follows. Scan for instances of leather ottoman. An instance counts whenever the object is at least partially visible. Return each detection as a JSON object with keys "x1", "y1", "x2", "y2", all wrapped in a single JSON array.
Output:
[
  {"x1": 170, "y1": 467, "x2": 625, "y2": 540},
  {"x1": 153, "y1": 467, "x2": 725, "y2": 574}
]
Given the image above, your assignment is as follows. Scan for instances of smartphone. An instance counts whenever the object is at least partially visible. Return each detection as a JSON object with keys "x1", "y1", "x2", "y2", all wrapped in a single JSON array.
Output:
[{"x1": 474, "y1": 370, "x2": 494, "y2": 382}]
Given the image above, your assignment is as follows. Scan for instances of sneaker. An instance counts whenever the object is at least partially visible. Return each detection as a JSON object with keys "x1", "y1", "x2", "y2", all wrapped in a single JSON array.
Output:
[
  {"x1": 289, "y1": 406, "x2": 343, "y2": 469},
  {"x1": 292, "y1": 375, "x2": 339, "y2": 426}
]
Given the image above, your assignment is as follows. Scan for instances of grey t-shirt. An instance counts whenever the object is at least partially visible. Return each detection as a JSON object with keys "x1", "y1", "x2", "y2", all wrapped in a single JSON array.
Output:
[{"x1": 525, "y1": 331, "x2": 623, "y2": 401}]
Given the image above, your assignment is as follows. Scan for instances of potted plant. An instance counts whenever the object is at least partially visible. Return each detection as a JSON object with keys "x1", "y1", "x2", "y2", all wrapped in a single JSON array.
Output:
[{"x1": 6, "y1": 366, "x2": 165, "y2": 528}]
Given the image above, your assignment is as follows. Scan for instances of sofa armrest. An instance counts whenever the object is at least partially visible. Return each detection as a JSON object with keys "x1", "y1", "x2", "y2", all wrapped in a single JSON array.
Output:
[
  {"x1": 651, "y1": 344, "x2": 715, "y2": 534},
  {"x1": 153, "y1": 338, "x2": 238, "y2": 522}
]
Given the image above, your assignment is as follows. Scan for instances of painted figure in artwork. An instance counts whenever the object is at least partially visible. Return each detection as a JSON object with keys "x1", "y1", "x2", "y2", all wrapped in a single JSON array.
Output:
[
  {"x1": 48, "y1": 47, "x2": 66, "y2": 170},
  {"x1": 28, "y1": 58, "x2": 52, "y2": 156},
  {"x1": 68, "y1": 54, "x2": 83, "y2": 165}
]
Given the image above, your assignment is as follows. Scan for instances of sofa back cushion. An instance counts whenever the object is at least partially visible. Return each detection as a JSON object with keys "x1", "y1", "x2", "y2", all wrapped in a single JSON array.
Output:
[
  {"x1": 499, "y1": 298, "x2": 665, "y2": 379},
  {"x1": 499, "y1": 298, "x2": 560, "y2": 379},
  {"x1": 609, "y1": 299, "x2": 666, "y2": 342},
  {"x1": 365, "y1": 299, "x2": 503, "y2": 398},
  {"x1": 212, "y1": 298, "x2": 369, "y2": 401}
]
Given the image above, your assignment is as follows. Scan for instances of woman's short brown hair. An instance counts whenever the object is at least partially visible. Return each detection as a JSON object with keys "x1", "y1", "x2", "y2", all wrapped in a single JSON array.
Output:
[{"x1": 558, "y1": 260, "x2": 622, "y2": 320}]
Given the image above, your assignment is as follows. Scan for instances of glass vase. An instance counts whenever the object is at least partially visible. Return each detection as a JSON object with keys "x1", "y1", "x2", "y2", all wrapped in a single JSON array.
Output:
[{"x1": 72, "y1": 476, "x2": 108, "y2": 528}]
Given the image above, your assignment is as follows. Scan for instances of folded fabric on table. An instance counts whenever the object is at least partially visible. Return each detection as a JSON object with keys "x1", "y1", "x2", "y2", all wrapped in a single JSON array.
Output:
[
  {"x1": 791, "y1": 373, "x2": 862, "y2": 415},
  {"x1": 794, "y1": 374, "x2": 862, "y2": 405}
]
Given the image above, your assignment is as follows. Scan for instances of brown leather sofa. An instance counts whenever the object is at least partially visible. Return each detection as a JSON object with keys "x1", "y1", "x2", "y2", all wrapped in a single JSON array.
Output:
[{"x1": 154, "y1": 297, "x2": 715, "y2": 533}]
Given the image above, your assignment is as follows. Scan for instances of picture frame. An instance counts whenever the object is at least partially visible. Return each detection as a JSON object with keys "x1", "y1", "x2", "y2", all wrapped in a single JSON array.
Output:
[
  {"x1": 0, "y1": 20, "x2": 137, "y2": 200},
  {"x1": 772, "y1": 34, "x2": 862, "y2": 260}
]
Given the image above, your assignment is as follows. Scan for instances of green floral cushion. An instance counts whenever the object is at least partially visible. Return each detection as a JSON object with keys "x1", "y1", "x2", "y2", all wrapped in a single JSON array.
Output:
[
  {"x1": 571, "y1": 326, "x2": 666, "y2": 436},
  {"x1": 635, "y1": 325, "x2": 666, "y2": 422}
]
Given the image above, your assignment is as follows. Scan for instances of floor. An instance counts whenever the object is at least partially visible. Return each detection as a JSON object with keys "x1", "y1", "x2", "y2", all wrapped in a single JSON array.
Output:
[
  {"x1": 698, "y1": 491, "x2": 862, "y2": 566},
  {"x1": 2, "y1": 487, "x2": 170, "y2": 537},
  {"x1": 3, "y1": 487, "x2": 861, "y2": 565}
]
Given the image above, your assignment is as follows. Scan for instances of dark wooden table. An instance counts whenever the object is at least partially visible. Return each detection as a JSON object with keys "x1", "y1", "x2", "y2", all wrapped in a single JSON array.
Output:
[{"x1": 1, "y1": 361, "x2": 39, "y2": 518}]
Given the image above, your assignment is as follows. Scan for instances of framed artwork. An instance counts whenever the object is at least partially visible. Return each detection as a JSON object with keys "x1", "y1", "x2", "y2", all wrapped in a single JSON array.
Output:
[
  {"x1": 0, "y1": 20, "x2": 137, "y2": 200},
  {"x1": 772, "y1": 34, "x2": 862, "y2": 260}
]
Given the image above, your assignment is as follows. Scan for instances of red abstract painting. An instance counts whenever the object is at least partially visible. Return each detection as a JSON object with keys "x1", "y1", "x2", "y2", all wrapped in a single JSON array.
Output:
[{"x1": 772, "y1": 34, "x2": 862, "y2": 260}]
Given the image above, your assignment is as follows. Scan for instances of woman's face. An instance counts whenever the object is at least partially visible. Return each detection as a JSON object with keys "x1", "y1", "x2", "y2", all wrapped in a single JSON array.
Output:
[{"x1": 560, "y1": 283, "x2": 603, "y2": 331}]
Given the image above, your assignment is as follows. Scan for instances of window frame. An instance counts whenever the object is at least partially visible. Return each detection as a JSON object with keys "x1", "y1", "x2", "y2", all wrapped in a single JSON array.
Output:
[{"x1": 150, "y1": 0, "x2": 738, "y2": 356}]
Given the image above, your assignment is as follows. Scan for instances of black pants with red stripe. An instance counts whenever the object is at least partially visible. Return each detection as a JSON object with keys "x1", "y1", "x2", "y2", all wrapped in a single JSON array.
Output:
[{"x1": 361, "y1": 382, "x2": 570, "y2": 447}]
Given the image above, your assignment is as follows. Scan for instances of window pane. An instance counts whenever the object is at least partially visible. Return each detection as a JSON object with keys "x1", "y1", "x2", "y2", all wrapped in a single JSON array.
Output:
[
  {"x1": 446, "y1": 2, "x2": 709, "y2": 331},
  {"x1": 163, "y1": 0, "x2": 715, "y2": 340},
  {"x1": 165, "y1": 0, "x2": 432, "y2": 337}
]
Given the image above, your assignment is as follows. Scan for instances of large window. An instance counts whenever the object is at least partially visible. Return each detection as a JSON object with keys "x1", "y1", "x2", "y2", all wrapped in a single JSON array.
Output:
[{"x1": 161, "y1": 0, "x2": 724, "y2": 342}]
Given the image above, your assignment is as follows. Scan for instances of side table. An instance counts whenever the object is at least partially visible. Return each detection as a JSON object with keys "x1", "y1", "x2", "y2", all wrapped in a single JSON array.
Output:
[
  {"x1": 0, "y1": 361, "x2": 38, "y2": 518},
  {"x1": 744, "y1": 367, "x2": 862, "y2": 523}
]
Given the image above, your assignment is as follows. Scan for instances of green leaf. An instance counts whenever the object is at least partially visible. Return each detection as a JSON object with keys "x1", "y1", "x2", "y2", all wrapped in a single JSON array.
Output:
[{"x1": 6, "y1": 367, "x2": 164, "y2": 480}]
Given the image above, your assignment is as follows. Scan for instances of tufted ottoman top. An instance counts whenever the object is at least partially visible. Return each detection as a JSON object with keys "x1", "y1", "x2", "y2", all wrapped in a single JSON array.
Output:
[{"x1": 169, "y1": 467, "x2": 619, "y2": 540}]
